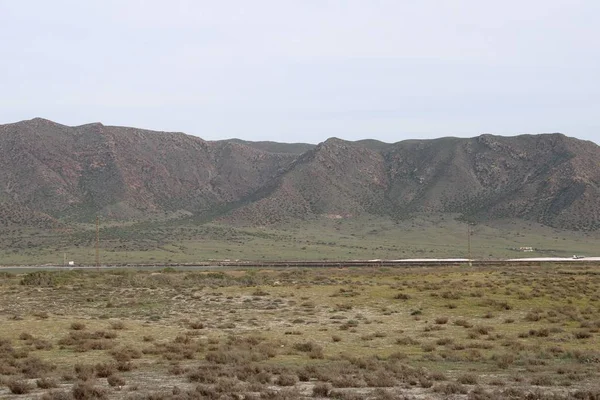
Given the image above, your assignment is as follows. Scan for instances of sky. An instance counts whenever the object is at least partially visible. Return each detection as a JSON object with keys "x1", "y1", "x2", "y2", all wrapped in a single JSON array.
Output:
[{"x1": 1, "y1": 0, "x2": 599, "y2": 144}]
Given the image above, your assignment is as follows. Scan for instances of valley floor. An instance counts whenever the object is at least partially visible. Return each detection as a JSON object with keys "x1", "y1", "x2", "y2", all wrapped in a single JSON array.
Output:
[{"x1": 1, "y1": 215, "x2": 600, "y2": 266}]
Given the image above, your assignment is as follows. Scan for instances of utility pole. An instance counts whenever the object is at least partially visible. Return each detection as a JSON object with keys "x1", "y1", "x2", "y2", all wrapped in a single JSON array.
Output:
[
  {"x1": 467, "y1": 223, "x2": 472, "y2": 267},
  {"x1": 95, "y1": 216, "x2": 100, "y2": 269}
]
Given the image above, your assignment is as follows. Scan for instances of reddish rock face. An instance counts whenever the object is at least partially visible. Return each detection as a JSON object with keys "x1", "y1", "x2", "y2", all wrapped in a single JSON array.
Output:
[{"x1": 1, "y1": 118, "x2": 599, "y2": 231}]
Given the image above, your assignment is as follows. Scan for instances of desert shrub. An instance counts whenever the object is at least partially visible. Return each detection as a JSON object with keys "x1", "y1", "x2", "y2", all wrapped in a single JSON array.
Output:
[
  {"x1": 429, "y1": 371, "x2": 447, "y2": 381},
  {"x1": 419, "y1": 377, "x2": 433, "y2": 388},
  {"x1": 0, "y1": 337, "x2": 14, "y2": 353},
  {"x1": 187, "y1": 366, "x2": 218, "y2": 384},
  {"x1": 0, "y1": 364, "x2": 18, "y2": 375},
  {"x1": 467, "y1": 386, "x2": 494, "y2": 400},
  {"x1": 71, "y1": 382, "x2": 107, "y2": 399},
  {"x1": 76, "y1": 339, "x2": 114, "y2": 352},
  {"x1": 58, "y1": 331, "x2": 117, "y2": 352},
  {"x1": 205, "y1": 347, "x2": 269, "y2": 365},
  {"x1": 370, "y1": 389, "x2": 395, "y2": 400},
  {"x1": 294, "y1": 341, "x2": 321, "y2": 353},
  {"x1": 110, "y1": 347, "x2": 142, "y2": 362},
  {"x1": 169, "y1": 364, "x2": 185, "y2": 375},
  {"x1": 529, "y1": 328, "x2": 550, "y2": 337},
  {"x1": 102, "y1": 331, "x2": 117, "y2": 339},
  {"x1": 41, "y1": 391, "x2": 72, "y2": 400},
  {"x1": 436, "y1": 337, "x2": 453, "y2": 346},
  {"x1": 74, "y1": 364, "x2": 95, "y2": 381},
  {"x1": 107, "y1": 375, "x2": 126, "y2": 387},
  {"x1": 457, "y1": 374, "x2": 478, "y2": 385},
  {"x1": 20, "y1": 356, "x2": 56, "y2": 378},
  {"x1": 329, "y1": 390, "x2": 367, "y2": 400},
  {"x1": 454, "y1": 319, "x2": 473, "y2": 328},
  {"x1": 309, "y1": 347, "x2": 325, "y2": 359},
  {"x1": 501, "y1": 388, "x2": 526, "y2": 398},
  {"x1": 94, "y1": 362, "x2": 116, "y2": 377},
  {"x1": 530, "y1": 375, "x2": 553, "y2": 386},
  {"x1": 188, "y1": 321, "x2": 204, "y2": 330},
  {"x1": 20, "y1": 271, "x2": 57, "y2": 287},
  {"x1": 37, "y1": 377, "x2": 59, "y2": 388},
  {"x1": 473, "y1": 326, "x2": 493, "y2": 335},
  {"x1": 12, "y1": 348, "x2": 29, "y2": 359},
  {"x1": 312, "y1": 382, "x2": 332, "y2": 397},
  {"x1": 276, "y1": 374, "x2": 298, "y2": 386},
  {"x1": 421, "y1": 343, "x2": 435, "y2": 352},
  {"x1": 388, "y1": 352, "x2": 407, "y2": 361},
  {"x1": 396, "y1": 336, "x2": 419, "y2": 345},
  {"x1": 435, "y1": 316, "x2": 449, "y2": 325},
  {"x1": 70, "y1": 322, "x2": 87, "y2": 331},
  {"x1": 117, "y1": 361, "x2": 134, "y2": 372},
  {"x1": 441, "y1": 291, "x2": 461, "y2": 300},
  {"x1": 433, "y1": 382, "x2": 468, "y2": 395},
  {"x1": 491, "y1": 353, "x2": 515, "y2": 369},
  {"x1": 574, "y1": 330, "x2": 592, "y2": 339},
  {"x1": 360, "y1": 334, "x2": 375, "y2": 341},
  {"x1": 33, "y1": 311, "x2": 50, "y2": 319},
  {"x1": 253, "y1": 288, "x2": 270, "y2": 296},
  {"x1": 109, "y1": 321, "x2": 126, "y2": 330},
  {"x1": 7, "y1": 379, "x2": 33, "y2": 394},
  {"x1": 571, "y1": 390, "x2": 600, "y2": 399},
  {"x1": 525, "y1": 311, "x2": 542, "y2": 322},
  {"x1": 33, "y1": 338, "x2": 54, "y2": 350},
  {"x1": 253, "y1": 371, "x2": 273, "y2": 384},
  {"x1": 364, "y1": 371, "x2": 396, "y2": 387}
]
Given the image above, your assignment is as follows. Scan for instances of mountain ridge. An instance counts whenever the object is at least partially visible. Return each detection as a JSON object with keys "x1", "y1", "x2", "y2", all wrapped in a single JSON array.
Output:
[{"x1": 1, "y1": 118, "x2": 599, "y2": 231}]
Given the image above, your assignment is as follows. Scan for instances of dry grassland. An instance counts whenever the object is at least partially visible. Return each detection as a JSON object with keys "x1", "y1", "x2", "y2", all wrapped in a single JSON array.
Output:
[{"x1": 1, "y1": 265, "x2": 600, "y2": 399}]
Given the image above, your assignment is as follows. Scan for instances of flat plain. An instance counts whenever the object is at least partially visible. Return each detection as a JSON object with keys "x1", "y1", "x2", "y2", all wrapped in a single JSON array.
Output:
[
  {"x1": 1, "y1": 215, "x2": 599, "y2": 266},
  {"x1": 1, "y1": 264, "x2": 600, "y2": 399}
]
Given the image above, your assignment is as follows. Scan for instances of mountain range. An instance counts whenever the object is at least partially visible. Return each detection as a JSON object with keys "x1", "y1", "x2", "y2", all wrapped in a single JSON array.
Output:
[{"x1": 1, "y1": 118, "x2": 599, "y2": 231}]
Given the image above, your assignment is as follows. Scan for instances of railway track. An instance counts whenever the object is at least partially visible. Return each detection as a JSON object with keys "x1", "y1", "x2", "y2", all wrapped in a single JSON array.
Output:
[{"x1": 4, "y1": 258, "x2": 600, "y2": 269}]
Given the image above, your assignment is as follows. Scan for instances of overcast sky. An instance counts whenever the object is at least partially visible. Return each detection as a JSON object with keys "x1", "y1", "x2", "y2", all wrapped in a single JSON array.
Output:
[{"x1": 1, "y1": 0, "x2": 598, "y2": 144}]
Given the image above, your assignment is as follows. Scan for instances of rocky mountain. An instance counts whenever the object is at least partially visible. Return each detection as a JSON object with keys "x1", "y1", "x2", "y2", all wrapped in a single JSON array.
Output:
[
  {"x1": 1, "y1": 118, "x2": 599, "y2": 230},
  {"x1": 0, "y1": 118, "x2": 295, "y2": 222}
]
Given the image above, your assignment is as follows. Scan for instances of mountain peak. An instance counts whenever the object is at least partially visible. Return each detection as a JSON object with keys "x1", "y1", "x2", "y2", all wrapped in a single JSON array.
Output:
[{"x1": 23, "y1": 117, "x2": 63, "y2": 126}]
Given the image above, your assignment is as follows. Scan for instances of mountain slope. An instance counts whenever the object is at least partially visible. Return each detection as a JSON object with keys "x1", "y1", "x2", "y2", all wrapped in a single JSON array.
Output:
[
  {"x1": 0, "y1": 118, "x2": 295, "y2": 220},
  {"x1": 1, "y1": 118, "x2": 599, "y2": 231},
  {"x1": 382, "y1": 134, "x2": 600, "y2": 230},
  {"x1": 225, "y1": 138, "x2": 389, "y2": 224},
  {"x1": 226, "y1": 134, "x2": 600, "y2": 230}
]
